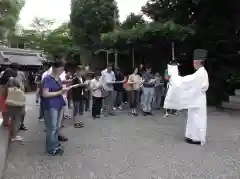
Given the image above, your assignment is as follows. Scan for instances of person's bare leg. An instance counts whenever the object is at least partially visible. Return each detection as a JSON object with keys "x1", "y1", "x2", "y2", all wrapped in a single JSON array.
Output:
[
  {"x1": 2, "y1": 112, "x2": 9, "y2": 127},
  {"x1": 19, "y1": 111, "x2": 27, "y2": 131},
  {"x1": 11, "y1": 114, "x2": 23, "y2": 141}
]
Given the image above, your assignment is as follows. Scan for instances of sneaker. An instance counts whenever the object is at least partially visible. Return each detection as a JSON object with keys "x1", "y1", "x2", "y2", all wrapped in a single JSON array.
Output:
[
  {"x1": 148, "y1": 112, "x2": 154, "y2": 116},
  {"x1": 92, "y1": 115, "x2": 100, "y2": 119},
  {"x1": 113, "y1": 107, "x2": 117, "y2": 110},
  {"x1": 143, "y1": 112, "x2": 148, "y2": 116},
  {"x1": 19, "y1": 124, "x2": 28, "y2": 131},
  {"x1": 172, "y1": 112, "x2": 179, "y2": 116},
  {"x1": 64, "y1": 115, "x2": 72, "y2": 120},
  {"x1": 39, "y1": 118, "x2": 44, "y2": 122},
  {"x1": 118, "y1": 106, "x2": 123, "y2": 110},
  {"x1": 58, "y1": 135, "x2": 68, "y2": 142},
  {"x1": 11, "y1": 136, "x2": 23, "y2": 142},
  {"x1": 163, "y1": 113, "x2": 169, "y2": 118},
  {"x1": 130, "y1": 112, "x2": 138, "y2": 116},
  {"x1": 49, "y1": 148, "x2": 64, "y2": 156}
]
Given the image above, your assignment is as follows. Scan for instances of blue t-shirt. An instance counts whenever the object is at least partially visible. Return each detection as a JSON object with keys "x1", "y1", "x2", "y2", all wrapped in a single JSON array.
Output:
[{"x1": 42, "y1": 75, "x2": 65, "y2": 109}]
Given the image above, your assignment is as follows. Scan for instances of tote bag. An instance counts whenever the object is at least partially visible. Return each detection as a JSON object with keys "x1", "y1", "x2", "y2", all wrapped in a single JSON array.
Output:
[{"x1": 6, "y1": 87, "x2": 25, "y2": 107}]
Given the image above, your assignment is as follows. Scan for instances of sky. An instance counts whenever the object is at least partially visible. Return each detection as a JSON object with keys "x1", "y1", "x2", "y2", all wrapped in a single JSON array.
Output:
[{"x1": 19, "y1": 0, "x2": 148, "y2": 28}]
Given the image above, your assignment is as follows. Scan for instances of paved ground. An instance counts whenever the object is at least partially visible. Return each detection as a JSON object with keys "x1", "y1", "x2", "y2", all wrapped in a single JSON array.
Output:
[{"x1": 3, "y1": 94, "x2": 240, "y2": 179}]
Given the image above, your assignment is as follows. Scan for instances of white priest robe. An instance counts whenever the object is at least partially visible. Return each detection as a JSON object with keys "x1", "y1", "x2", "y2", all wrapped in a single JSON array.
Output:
[{"x1": 164, "y1": 66, "x2": 209, "y2": 145}]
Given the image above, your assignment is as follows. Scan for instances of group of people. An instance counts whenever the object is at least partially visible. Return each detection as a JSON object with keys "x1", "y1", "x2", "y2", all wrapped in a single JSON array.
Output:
[
  {"x1": 38, "y1": 49, "x2": 208, "y2": 156},
  {"x1": 36, "y1": 60, "x2": 178, "y2": 155},
  {"x1": 0, "y1": 48, "x2": 209, "y2": 156}
]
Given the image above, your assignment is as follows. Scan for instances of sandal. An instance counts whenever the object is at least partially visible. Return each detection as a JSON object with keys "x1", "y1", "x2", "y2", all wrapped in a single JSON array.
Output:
[
  {"x1": 64, "y1": 115, "x2": 72, "y2": 120},
  {"x1": 74, "y1": 122, "x2": 84, "y2": 128}
]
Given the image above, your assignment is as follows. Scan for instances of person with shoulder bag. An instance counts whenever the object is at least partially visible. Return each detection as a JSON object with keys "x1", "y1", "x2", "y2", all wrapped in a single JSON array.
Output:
[
  {"x1": 41, "y1": 61, "x2": 70, "y2": 156},
  {"x1": 0, "y1": 68, "x2": 18, "y2": 128},
  {"x1": 6, "y1": 76, "x2": 26, "y2": 142}
]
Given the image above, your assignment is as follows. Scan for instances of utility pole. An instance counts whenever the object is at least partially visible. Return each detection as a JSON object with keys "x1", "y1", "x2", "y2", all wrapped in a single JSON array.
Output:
[
  {"x1": 171, "y1": 42, "x2": 175, "y2": 61},
  {"x1": 113, "y1": 8, "x2": 118, "y2": 68}
]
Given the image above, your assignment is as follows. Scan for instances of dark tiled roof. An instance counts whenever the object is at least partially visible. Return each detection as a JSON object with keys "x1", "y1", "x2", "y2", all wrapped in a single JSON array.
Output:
[{"x1": 0, "y1": 50, "x2": 43, "y2": 66}]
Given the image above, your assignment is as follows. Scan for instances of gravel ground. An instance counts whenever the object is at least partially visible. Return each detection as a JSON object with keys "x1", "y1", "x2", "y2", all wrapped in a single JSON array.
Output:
[{"x1": 3, "y1": 94, "x2": 240, "y2": 179}]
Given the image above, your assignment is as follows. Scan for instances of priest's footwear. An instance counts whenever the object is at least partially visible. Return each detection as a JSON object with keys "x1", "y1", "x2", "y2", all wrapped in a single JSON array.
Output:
[
  {"x1": 185, "y1": 138, "x2": 201, "y2": 145},
  {"x1": 184, "y1": 137, "x2": 193, "y2": 143}
]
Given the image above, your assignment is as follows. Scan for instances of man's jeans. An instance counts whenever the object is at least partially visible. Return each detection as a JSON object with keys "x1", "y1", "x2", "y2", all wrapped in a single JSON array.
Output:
[
  {"x1": 63, "y1": 97, "x2": 70, "y2": 116},
  {"x1": 39, "y1": 98, "x2": 44, "y2": 118},
  {"x1": 73, "y1": 99, "x2": 84, "y2": 123},
  {"x1": 153, "y1": 86, "x2": 163, "y2": 109},
  {"x1": 114, "y1": 91, "x2": 123, "y2": 107},
  {"x1": 142, "y1": 87, "x2": 154, "y2": 112},
  {"x1": 44, "y1": 108, "x2": 63, "y2": 154},
  {"x1": 103, "y1": 90, "x2": 115, "y2": 115},
  {"x1": 84, "y1": 91, "x2": 91, "y2": 111}
]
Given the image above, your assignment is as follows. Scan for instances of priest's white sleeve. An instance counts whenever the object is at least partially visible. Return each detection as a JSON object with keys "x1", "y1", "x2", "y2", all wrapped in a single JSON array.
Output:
[{"x1": 164, "y1": 67, "x2": 208, "y2": 110}]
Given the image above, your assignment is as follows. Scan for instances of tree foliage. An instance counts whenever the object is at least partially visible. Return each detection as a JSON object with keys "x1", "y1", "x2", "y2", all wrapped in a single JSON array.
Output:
[
  {"x1": 142, "y1": 0, "x2": 240, "y2": 44},
  {"x1": 70, "y1": 0, "x2": 118, "y2": 49},
  {"x1": 101, "y1": 21, "x2": 194, "y2": 49},
  {"x1": 41, "y1": 23, "x2": 80, "y2": 57},
  {"x1": 9, "y1": 18, "x2": 79, "y2": 58},
  {"x1": 142, "y1": 0, "x2": 240, "y2": 105},
  {"x1": 0, "y1": 0, "x2": 25, "y2": 40},
  {"x1": 121, "y1": 13, "x2": 145, "y2": 29}
]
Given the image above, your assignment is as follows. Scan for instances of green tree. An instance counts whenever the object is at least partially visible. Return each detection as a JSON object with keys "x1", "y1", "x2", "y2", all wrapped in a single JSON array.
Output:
[
  {"x1": 0, "y1": 0, "x2": 25, "y2": 41},
  {"x1": 142, "y1": 0, "x2": 240, "y2": 105},
  {"x1": 41, "y1": 23, "x2": 80, "y2": 57},
  {"x1": 121, "y1": 13, "x2": 145, "y2": 29},
  {"x1": 9, "y1": 17, "x2": 55, "y2": 49},
  {"x1": 70, "y1": 0, "x2": 118, "y2": 49}
]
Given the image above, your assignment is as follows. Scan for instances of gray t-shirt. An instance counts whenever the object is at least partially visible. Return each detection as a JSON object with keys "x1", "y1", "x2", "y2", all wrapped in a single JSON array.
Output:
[{"x1": 16, "y1": 71, "x2": 26, "y2": 90}]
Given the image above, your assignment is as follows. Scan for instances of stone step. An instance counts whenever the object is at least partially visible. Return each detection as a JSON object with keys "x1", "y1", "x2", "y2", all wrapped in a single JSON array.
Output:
[
  {"x1": 229, "y1": 96, "x2": 240, "y2": 103},
  {"x1": 222, "y1": 102, "x2": 240, "y2": 110},
  {"x1": 235, "y1": 89, "x2": 240, "y2": 96}
]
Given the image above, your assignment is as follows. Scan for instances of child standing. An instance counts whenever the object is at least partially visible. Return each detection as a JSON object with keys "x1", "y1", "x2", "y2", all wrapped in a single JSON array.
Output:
[{"x1": 90, "y1": 71, "x2": 103, "y2": 119}]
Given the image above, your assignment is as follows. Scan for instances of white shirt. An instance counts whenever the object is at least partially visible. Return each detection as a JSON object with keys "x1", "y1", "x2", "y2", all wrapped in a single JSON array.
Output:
[
  {"x1": 59, "y1": 71, "x2": 67, "y2": 98},
  {"x1": 41, "y1": 67, "x2": 52, "y2": 81},
  {"x1": 90, "y1": 78, "x2": 102, "y2": 97},
  {"x1": 100, "y1": 69, "x2": 115, "y2": 91},
  {"x1": 155, "y1": 76, "x2": 163, "y2": 87}
]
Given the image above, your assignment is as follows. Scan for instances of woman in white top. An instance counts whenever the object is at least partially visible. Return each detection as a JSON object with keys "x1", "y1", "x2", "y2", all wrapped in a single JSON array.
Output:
[
  {"x1": 90, "y1": 71, "x2": 103, "y2": 119},
  {"x1": 128, "y1": 67, "x2": 143, "y2": 116}
]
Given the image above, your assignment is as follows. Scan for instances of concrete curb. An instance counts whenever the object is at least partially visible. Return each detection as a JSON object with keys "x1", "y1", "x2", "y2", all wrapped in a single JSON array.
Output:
[
  {"x1": 0, "y1": 118, "x2": 10, "y2": 179},
  {"x1": 0, "y1": 128, "x2": 9, "y2": 179}
]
